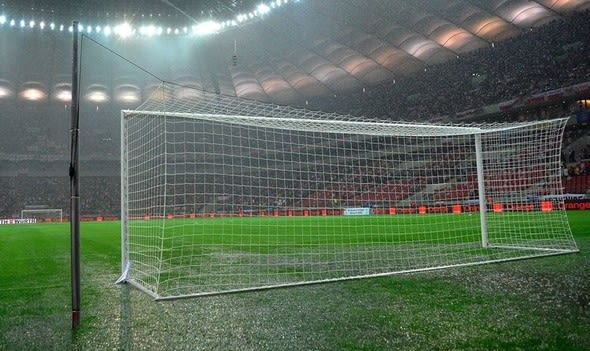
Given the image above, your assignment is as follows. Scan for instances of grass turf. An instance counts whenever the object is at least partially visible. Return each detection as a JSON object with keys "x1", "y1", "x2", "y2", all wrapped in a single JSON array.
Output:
[
  {"x1": 127, "y1": 212, "x2": 576, "y2": 298},
  {"x1": 0, "y1": 211, "x2": 588, "y2": 350}
]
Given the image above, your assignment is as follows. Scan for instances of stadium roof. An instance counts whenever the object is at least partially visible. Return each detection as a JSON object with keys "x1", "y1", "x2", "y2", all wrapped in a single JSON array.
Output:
[{"x1": 2, "y1": 0, "x2": 590, "y2": 105}]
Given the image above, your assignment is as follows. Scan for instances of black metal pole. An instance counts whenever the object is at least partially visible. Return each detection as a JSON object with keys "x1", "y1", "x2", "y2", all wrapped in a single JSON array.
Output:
[{"x1": 70, "y1": 21, "x2": 81, "y2": 329}]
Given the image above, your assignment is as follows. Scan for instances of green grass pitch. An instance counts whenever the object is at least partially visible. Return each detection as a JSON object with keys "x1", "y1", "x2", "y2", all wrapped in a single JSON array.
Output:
[
  {"x1": 0, "y1": 211, "x2": 588, "y2": 350},
  {"x1": 130, "y1": 212, "x2": 577, "y2": 298}
]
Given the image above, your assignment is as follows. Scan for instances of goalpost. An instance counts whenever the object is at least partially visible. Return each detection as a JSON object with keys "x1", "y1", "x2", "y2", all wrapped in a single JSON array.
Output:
[
  {"x1": 119, "y1": 82, "x2": 578, "y2": 300},
  {"x1": 21, "y1": 208, "x2": 63, "y2": 223}
]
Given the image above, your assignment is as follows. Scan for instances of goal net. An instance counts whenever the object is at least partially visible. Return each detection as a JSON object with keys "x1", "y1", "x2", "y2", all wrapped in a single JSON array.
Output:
[
  {"x1": 21, "y1": 208, "x2": 63, "y2": 223},
  {"x1": 120, "y1": 82, "x2": 578, "y2": 300}
]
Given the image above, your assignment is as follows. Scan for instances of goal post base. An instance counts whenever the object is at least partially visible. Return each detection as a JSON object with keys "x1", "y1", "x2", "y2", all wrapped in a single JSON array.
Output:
[
  {"x1": 115, "y1": 261, "x2": 131, "y2": 285},
  {"x1": 72, "y1": 309, "x2": 80, "y2": 329}
]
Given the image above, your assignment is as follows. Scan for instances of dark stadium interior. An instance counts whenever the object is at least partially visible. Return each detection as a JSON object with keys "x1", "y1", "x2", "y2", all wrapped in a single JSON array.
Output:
[{"x1": 0, "y1": 0, "x2": 589, "y2": 217}]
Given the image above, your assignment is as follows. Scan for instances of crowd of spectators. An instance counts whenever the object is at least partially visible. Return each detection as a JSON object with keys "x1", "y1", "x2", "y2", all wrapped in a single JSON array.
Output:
[
  {"x1": 0, "y1": 176, "x2": 119, "y2": 218},
  {"x1": 562, "y1": 121, "x2": 590, "y2": 179},
  {"x1": 564, "y1": 147, "x2": 590, "y2": 177},
  {"x1": 2, "y1": 11, "x2": 590, "y2": 218},
  {"x1": 0, "y1": 121, "x2": 587, "y2": 218},
  {"x1": 307, "y1": 11, "x2": 590, "y2": 121}
]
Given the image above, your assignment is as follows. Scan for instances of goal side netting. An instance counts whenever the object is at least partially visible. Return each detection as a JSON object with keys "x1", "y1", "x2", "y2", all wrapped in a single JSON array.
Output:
[{"x1": 120, "y1": 83, "x2": 578, "y2": 300}]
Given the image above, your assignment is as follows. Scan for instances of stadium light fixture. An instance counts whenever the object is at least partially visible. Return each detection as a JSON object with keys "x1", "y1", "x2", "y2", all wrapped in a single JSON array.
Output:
[
  {"x1": 258, "y1": 4, "x2": 271, "y2": 15},
  {"x1": 193, "y1": 20, "x2": 222, "y2": 36},
  {"x1": 55, "y1": 90, "x2": 72, "y2": 102},
  {"x1": 139, "y1": 25, "x2": 159, "y2": 36},
  {"x1": 0, "y1": 86, "x2": 13, "y2": 98},
  {"x1": 87, "y1": 91, "x2": 108, "y2": 103},
  {"x1": 116, "y1": 90, "x2": 141, "y2": 104},
  {"x1": 20, "y1": 88, "x2": 47, "y2": 101},
  {"x1": 114, "y1": 22, "x2": 133, "y2": 38}
]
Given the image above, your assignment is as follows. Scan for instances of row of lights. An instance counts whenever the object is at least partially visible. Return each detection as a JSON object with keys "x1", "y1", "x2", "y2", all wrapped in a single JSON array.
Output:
[
  {"x1": 0, "y1": 0, "x2": 298, "y2": 38},
  {"x1": 0, "y1": 84, "x2": 142, "y2": 105},
  {"x1": 0, "y1": 81, "x2": 212, "y2": 105}
]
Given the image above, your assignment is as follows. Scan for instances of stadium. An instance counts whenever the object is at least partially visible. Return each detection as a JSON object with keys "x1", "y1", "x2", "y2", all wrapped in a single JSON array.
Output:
[{"x1": 0, "y1": 0, "x2": 589, "y2": 350}]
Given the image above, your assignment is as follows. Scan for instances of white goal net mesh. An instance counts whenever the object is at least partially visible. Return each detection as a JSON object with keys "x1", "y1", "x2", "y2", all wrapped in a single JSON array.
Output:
[{"x1": 120, "y1": 82, "x2": 578, "y2": 299}]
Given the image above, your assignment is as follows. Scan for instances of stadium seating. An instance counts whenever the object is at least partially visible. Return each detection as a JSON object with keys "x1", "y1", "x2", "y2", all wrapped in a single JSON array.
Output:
[{"x1": 1, "y1": 11, "x2": 589, "y2": 218}]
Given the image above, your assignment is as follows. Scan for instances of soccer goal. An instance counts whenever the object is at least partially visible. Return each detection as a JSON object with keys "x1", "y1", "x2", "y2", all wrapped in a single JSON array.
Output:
[
  {"x1": 119, "y1": 82, "x2": 578, "y2": 300},
  {"x1": 21, "y1": 208, "x2": 63, "y2": 223}
]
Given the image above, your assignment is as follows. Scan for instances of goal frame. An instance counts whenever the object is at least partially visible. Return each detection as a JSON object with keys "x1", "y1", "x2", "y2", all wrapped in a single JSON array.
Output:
[
  {"x1": 20, "y1": 208, "x2": 63, "y2": 223},
  {"x1": 120, "y1": 110, "x2": 577, "y2": 299}
]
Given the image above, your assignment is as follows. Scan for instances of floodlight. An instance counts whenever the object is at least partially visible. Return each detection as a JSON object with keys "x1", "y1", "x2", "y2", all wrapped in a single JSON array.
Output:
[
  {"x1": 0, "y1": 86, "x2": 13, "y2": 98},
  {"x1": 114, "y1": 22, "x2": 133, "y2": 38},
  {"x1": 116, "y1": 89, "x2": 140, "y2": 103},
  {"x1": 55, "y1": 90, "x2": 72, "y2": 102},
  {"x1": 258, "y1": 4, "x2": 271, "y2": 15},
  {"x1": 87, "y1": 91, "x2": 108, "y2": 103},
  {"x1": 20, "y1": 88, "x2": 46, "y2": 101},
  {"x1": 193, "y1": 20, "x2": 221, "y2": 36},
  {"x1": 140, "y1": 25, "x2": 162, "y2": 36}
]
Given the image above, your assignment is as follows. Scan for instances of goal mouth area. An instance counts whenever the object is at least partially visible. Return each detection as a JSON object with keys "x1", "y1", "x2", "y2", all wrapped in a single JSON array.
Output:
[{"x1": 118, "y1": 214, "x2": 579, "y2": 300}]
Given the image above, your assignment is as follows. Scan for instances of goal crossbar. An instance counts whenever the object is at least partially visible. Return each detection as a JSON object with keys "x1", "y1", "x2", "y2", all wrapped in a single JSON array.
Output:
[{"x1": 123, "y1": 110, "x2": 567, "y2": 137}]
